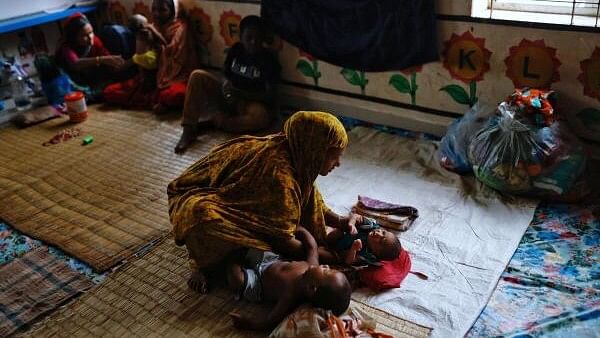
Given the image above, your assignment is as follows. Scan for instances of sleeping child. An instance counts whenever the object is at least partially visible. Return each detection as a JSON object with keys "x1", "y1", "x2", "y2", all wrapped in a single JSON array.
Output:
[
  {"x1": 325, "y1": 215, "x2": 402, "y2": 266},
  {"x1": 226, "y1": 226, "x2": 352, "y2": 332}
]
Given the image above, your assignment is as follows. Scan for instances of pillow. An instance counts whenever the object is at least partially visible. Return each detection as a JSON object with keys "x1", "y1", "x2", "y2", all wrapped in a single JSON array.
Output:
[{"x1": 358, "y1": 248, "x2": 411, "y2": 291}]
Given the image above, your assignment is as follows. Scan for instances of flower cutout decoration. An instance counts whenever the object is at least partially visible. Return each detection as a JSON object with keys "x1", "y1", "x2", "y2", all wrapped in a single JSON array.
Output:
[
  {"x1": 108, "y1": 1, "x2": 128, "y2": 26},
  {"x1": 443, "y1": 31, "x2": 491, "y2": 84},
  {"x1": 578, "y1": 47, "x2": 600, "y2": 101},
  {"x1": 219, "y1": 10, "x2": 242, "y2": 47},
  {"x1": 189, "y1": 7, "x2": 213, "y2": 44},
  {"x1": 440, "y1": 31, "x2": 491, "y2": 107},
  {"x1": 505, "y1": 39, "x2": 561, "y2": 89}
]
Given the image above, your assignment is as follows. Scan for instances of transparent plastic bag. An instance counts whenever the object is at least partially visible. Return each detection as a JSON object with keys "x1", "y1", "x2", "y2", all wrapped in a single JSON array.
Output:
[
  {"x1": 530, "y1": 123, "x2": 588, "y2": 199},
  {"x1": 438, "y1": 103, "x2": 494, "y2": 174},
  {"x1": 468, "y1": 102, "x2": 586, "y2": 198}
]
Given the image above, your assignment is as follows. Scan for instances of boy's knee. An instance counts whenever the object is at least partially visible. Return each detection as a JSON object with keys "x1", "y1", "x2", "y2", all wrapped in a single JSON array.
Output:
[{"x1": 190, "y1": 69, "x2": 209, "y2": 79}]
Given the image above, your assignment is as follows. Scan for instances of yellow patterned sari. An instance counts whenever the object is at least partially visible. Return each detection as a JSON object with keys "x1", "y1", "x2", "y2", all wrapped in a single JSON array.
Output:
[{"x1": 167, "y1": 111, "x2": 347, "y2": 267}]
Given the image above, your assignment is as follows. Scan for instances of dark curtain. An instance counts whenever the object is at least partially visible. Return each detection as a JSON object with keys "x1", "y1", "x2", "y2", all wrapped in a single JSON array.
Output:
[{"x1": 261, "y1": 0, "x2": 438, "y2": 72}]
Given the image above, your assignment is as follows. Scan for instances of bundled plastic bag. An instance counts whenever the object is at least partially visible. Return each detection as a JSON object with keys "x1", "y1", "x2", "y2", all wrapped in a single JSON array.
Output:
[
  {"x1": 438, "y1": 103, "x2": 494, "y2": 174},
  {"x1": 529, "y1": 123, "x2": 588, "y2": 199},
  {"x1": 468, "y1": 101, "x2": 586, "y2": 198}
]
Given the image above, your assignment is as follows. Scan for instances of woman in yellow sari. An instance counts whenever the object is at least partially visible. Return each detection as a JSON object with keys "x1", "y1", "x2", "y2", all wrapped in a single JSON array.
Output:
[{"x1": 168, "y1": 111, "x2": 352, "y2": 293}]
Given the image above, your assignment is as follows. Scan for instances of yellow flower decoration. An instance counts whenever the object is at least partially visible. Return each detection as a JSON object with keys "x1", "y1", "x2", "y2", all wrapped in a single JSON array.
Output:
[
  {"x1": 505, "y1": 39, "x2": 561, "y2": 89},
  {"x1": 579, "y1": 47, "x2": 600, "y2": 101},
  {"x1": 189, "y1": 7, "x2": 213, "y2": 44}
]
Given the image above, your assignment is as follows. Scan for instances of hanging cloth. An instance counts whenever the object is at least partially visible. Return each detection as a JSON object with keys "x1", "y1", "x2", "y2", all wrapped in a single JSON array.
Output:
[{"x1": 261, "y1": 0, "x2": 438, "y2": 72}]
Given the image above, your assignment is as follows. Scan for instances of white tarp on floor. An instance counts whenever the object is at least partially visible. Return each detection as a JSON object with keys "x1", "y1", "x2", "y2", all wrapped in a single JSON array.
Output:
[{"x1": 317, "y1": 127, "x2": 537, "y2": 338}]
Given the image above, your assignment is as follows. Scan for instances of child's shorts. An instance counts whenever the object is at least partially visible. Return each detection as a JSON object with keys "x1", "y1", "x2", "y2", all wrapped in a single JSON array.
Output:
[{"x1": 240, "y1": 249, "x2": 280, "y2": 302}]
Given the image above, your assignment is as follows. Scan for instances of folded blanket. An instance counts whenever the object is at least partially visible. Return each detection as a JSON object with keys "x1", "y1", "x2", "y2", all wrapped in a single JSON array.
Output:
[{"x1": 352, "y1": 195, "x2": 418, "y2": 231}]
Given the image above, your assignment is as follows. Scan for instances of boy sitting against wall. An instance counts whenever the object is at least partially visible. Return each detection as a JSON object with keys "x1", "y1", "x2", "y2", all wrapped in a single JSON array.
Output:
[{"x1": 175, "y1": 15, "x2": 281, "y2": 153}]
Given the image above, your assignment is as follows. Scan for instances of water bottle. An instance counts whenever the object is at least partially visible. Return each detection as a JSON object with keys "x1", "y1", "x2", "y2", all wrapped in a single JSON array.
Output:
[{"x1": 11, "y1": 75, "x2": 32, "y2": 111}]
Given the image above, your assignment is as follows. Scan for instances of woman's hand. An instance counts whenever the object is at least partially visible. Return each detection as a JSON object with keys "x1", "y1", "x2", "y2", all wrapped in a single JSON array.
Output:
[
  {"x1": 344, "y1": 213, "x2": 363, "y2": 235},
  {"x1": 102, "y1": 55, "x2": 125, "y2": 69}
]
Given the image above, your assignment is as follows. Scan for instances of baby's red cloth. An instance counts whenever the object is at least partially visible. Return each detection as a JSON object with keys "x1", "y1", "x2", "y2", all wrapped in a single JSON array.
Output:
[{"x1": 358, "y1": 248, "x2": 411, "y2": 291}]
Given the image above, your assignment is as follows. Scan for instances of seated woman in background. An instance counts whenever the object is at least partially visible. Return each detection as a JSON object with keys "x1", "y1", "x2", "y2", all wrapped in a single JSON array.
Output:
[
  {"x1": 174, "y1": 15, "x2": 280, "y2": 153},
  {"x1": 55, "y1": 12, "x2": 125, "y2": 102},
  {"x1": 103, "y1": 0, "x2": 199, "y2": 113}
]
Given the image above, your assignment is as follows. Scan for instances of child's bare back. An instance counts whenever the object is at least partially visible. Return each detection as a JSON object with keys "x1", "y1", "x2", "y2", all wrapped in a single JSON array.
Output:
[
  {"x1": 260, "y1": 260, "x2": 312, "y2": 302},
  {"x1": 227, "y1": 227, "x2": 352, "y2": 332}
]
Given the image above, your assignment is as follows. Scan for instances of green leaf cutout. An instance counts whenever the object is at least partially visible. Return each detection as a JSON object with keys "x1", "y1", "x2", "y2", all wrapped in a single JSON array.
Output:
[
  {"x1": 440, "y1": 84, "x2": 471, "y2": 106},
  {"x1": 341, "y1": 68, "x2": 362, "y2": 86},
  {"x1": 296, "y1": 59, "x2": 315, "y2": 78},
  {"x1": 389, "y1": 74, "x2": 411, "y2": 93}
]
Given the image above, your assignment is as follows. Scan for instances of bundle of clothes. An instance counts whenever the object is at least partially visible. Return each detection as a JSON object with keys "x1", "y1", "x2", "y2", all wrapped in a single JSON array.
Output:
[{"x1": 439, "y1": 88, "x2": 588, "y2": 200}]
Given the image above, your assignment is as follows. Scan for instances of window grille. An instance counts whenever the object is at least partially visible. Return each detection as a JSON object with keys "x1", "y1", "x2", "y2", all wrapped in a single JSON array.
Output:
[{"x1": 472, "y1": 0, "x2": 600, "y2": 27}]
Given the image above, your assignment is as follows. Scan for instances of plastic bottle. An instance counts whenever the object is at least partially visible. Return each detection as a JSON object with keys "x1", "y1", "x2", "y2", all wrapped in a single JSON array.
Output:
[{"x1": 11, "y1": 74, "x2": 32, "y2": 111}]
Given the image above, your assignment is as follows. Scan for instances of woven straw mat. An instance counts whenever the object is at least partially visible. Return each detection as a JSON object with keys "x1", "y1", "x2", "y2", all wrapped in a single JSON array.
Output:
[
  {"x1": 22, "y1": 240, "x2": 431, "y2": 338},
  {"x1": 0, "y1": 107, "x2": 229, "y2": 271}
]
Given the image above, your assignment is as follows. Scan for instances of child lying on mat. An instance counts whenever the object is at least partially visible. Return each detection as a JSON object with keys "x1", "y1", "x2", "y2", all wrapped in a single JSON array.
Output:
[
  {"x1": 324, "y1": 214, "x2": 402, "y2": 266},
  {"x1": 226, "y1": 226, "x2": 352, "y2": 332}
]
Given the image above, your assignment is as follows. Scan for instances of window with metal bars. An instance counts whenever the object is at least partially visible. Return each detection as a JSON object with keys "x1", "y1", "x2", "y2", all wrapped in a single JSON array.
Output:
[{"x1": 472, "y1": 0, "x2": 600, "y2": 27}]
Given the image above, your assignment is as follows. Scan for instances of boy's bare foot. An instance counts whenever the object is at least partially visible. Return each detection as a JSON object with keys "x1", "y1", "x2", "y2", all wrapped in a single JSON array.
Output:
[
  {"x1": 344, "y1": 239, "x2": 363, "y2": 265},
  {"x1": 187, "y1": 270, "x2": 209, "y2": 294},
  {"x1": 174, "y1": 125, "x2": 198, "y2": 154}
]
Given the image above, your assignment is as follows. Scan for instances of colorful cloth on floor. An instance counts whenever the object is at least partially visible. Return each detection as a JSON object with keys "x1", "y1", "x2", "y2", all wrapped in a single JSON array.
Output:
[
  {"x1": 168, "y1": 111, "x2": 348, "y2": 252},
  {"x1": 467, "y1": 202, "x2": 600, "y2": 337},
  {"x1": 0, "y1": 248, "x2": 94, "y2": 336},
  {"x1": 103, "y1": 74, "x2": 157, "y2": 109},
  {"x1": 0, "y1": 223, "x2": 106, "y2": 284}
]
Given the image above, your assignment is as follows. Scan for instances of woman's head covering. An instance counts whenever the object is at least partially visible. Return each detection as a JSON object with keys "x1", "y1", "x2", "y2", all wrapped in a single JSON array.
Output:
[
  {"x1": 284, "y1": 111, "x2": 348, "y2": 204},
  {"x1": 63, "y1": 12, "x2": 90, "y2": 46},
  {"x1": 168, "y1": 111, "x2": 347, "y2": 254}
]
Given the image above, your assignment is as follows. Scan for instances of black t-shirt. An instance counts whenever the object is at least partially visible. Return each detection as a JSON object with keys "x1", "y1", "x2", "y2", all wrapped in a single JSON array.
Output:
[{"x1": 223, "y1": 43, "x2": 281, "y2": 94}]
